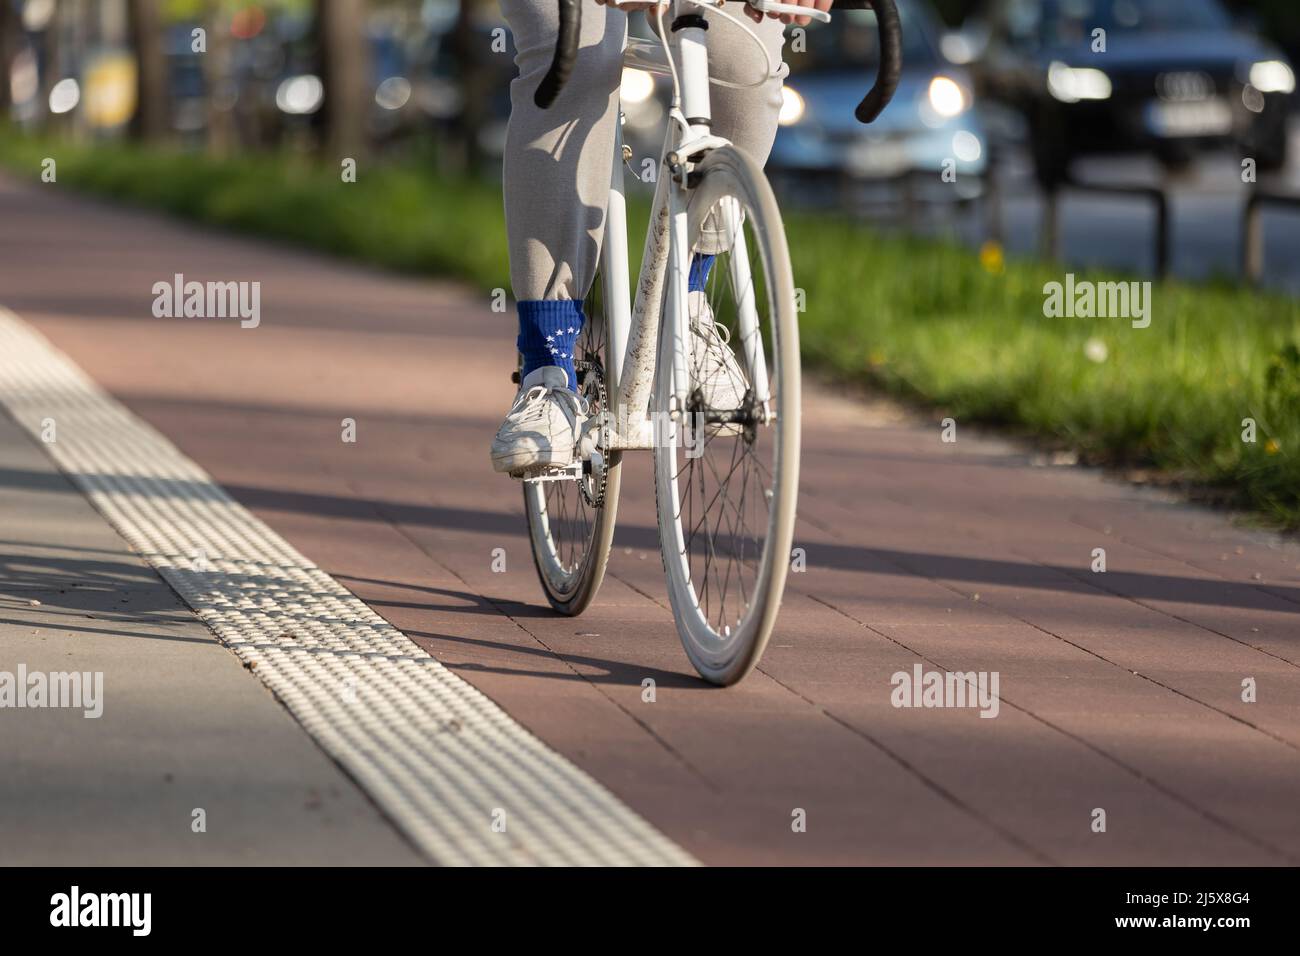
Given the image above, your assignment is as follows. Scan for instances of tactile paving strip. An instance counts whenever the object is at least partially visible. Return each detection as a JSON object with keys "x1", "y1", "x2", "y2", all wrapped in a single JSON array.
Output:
[{"x1": 0, "y1": 307, "x2": 697, "y2": 867}]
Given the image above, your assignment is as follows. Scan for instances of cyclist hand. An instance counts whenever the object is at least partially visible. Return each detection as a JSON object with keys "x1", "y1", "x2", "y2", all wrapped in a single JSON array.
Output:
[{"x1": 744, "y1": 0, "x2": 833, "y2": 26}]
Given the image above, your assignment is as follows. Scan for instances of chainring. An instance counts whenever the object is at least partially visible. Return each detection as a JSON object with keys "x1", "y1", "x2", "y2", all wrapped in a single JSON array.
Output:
[{"x1": 575, "y1": 354, "x2": 610, "y2": 509}]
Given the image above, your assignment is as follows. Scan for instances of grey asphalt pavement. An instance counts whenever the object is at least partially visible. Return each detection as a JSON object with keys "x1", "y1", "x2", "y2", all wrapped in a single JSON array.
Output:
[{"x1": 0, "y1": 410, "x2": 422, "y2": 865}]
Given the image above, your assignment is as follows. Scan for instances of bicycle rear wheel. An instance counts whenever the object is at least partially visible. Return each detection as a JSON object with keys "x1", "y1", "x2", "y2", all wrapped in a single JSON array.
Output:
[
  {"x1": 523, "y1": 270, "x2": 622, "y2": 614},
  {"x1": 653, "y1": 146, "x2": 801, "y2": 685}
]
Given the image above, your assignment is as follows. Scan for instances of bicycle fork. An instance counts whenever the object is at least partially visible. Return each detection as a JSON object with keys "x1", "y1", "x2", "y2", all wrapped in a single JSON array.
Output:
[
  {"x1": 604, "y1": 6, "x2": 772, "y2": 449},
  {"x1": 665, "y1": 12, "x2": 711, "y2": 420}
]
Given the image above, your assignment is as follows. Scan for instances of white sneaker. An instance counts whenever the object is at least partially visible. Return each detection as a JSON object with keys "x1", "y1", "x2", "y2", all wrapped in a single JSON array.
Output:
[
  {"x1": 491, "y1": 366, "x2": 586, "y2": 476},
  {"x1": 688, "y1": 291, "x2": 748, "y2": 429}
]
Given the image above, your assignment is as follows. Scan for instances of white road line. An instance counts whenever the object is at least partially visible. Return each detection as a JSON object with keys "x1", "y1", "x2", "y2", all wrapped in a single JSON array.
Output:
[{"x1": 0, "y1": 307, "x2": 697, "y2": 867}]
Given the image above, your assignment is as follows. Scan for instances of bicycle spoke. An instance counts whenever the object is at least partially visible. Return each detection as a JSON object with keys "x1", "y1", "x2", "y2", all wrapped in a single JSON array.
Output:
[
  {"x1": 527, "y1": 274, "x2": 609, "y2": 591},
  {"x1": 668, "y1": 196, "x2": 784, "y2": 636}
]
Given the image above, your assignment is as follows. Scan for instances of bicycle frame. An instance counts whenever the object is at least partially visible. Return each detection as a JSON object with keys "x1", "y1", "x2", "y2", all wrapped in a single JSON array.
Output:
[
  {"x1": 533, "y1": 0, "x2": 902, "y2": 455},
  {"x1": 599, "y1": 0, "x2": 765, "y2": 452}
]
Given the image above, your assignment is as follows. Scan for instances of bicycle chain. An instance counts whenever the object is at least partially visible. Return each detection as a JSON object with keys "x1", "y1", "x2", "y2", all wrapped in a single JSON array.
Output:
[{"x1": 575, "y1": 354, "x2": 609, "y2": 509}]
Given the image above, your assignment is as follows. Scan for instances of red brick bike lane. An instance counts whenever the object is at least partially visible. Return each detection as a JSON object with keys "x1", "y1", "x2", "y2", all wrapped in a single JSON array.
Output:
[{"x1": 3, "y1": 174, "x2": 1298, "y2": 864}]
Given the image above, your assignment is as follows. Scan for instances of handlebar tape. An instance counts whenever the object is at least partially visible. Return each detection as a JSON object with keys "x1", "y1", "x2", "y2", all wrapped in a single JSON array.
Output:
[
  {"x1": 840, "y1": 0, "x2": 903, "y2": 124},
  {"x1": 534, "y1": 0, "x2": 902, "y2": 125},
  {"x1": 535, "y1": 0, "x2": 582, "y2": 108}
]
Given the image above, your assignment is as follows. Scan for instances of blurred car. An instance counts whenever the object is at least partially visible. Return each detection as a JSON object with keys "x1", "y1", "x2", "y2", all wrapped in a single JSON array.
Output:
[
  {"x1": 768, "y1": 0, "x2": 989, "y2": 189},
  {"x1": 967, "y1": 0, "x2": 1294, "y2": 183}
]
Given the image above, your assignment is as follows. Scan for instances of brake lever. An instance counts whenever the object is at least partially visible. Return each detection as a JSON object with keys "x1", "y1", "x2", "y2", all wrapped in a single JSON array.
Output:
[{"x1": 743, "y1": 0, "x2": 831, "y2": 23}]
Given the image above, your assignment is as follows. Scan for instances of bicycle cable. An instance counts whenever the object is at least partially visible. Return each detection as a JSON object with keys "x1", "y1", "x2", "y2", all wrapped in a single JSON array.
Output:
[
  {"x1": 653, "y1": 4, "x2": 693, "y2": 138},
  {"x1": 680, "y1": 0, "x2": 785, "y2": 89},
  {"x1": 651, "y1": 0, "x2": 783, "y2": 129}
]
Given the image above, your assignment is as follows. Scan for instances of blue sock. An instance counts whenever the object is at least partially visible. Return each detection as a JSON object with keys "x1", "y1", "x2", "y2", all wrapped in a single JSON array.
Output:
[
  {"x1": 688, "y1": 254, "x2": 716, "y2": 293},
  {"x1": 517, "y1": 299, "x2": 584, "y2": 389}
]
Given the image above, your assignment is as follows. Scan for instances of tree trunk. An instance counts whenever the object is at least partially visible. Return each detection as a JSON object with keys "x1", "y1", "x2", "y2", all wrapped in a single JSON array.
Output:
[
  {"x1": 127, "y1": 0, "x2": 168, "y2": 141},
  {"x1": 0, "y1": 0, "x2": 17, "y2": 116},
  {"x1": 37, "y1": 0, "x2": 63, "y2": 132},
  {"x1": 203, "y1": 0, "x2": 235, "y2": 155},
  {"x1": 450, "y1": 0, "x2": 490, "y2": 173},
  {"x1": 315, "y1": 0, "x2": 369, "y2": 160}
]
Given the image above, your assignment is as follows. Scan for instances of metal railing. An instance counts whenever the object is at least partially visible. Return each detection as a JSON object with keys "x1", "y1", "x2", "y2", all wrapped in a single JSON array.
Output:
[
  {"x1": 1039, "y1": 179, "x2": 1171, "y2": 278},
  {"x1": 1242, "y1": 189, "x2": 1300, "y2": 285},
  {"x1": 824, "y1": 165, "x2": 1298, "y2": 289}
]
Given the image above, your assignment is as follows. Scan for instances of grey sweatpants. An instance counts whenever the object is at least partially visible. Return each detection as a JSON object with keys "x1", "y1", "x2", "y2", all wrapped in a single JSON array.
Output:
[{"x1": 501, "y1": 0, "x2": 786, "y2": 302}]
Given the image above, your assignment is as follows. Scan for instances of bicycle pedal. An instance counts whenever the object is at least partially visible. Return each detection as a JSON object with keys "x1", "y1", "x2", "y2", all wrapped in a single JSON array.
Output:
[{"x1": 515, "y1": 462, "x2": 583, "y2": 483}]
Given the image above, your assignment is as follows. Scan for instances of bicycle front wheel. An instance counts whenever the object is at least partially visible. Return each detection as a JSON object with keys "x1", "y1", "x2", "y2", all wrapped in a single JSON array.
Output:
[
  {"x1": 523, "y1": 268, "x2": 622, "y2": 615},
  {"x1": 653, "y1": 146, "x2": 801, "y2": 685}
]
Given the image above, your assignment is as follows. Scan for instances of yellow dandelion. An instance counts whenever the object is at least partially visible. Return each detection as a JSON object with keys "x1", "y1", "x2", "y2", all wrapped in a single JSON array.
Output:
[
  {"x1": 1264, "y1": 439, "x2": 1280, "y2": 455},
  {"x1": 979, "y1": 240, "x2": 1005, "y2": 275}
]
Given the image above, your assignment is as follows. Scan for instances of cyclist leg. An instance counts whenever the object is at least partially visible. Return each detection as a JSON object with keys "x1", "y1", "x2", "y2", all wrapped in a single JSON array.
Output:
[
  {"x1": 501, "y1": 0, "x2": 625, "y2": 382},
  {"x1": 706, "y1": 11, "x2": 786, "y2": 168},
  {"x1": 682, "y1": 10, "x2": 785, "y2": 270},
  {"x1": 492, "y1": 0, "x2": 626, "y2": 475}
]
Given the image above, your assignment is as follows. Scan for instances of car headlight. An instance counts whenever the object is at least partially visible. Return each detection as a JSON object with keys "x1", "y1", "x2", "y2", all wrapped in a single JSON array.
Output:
[
  {"x1": 952, "y1": 130, "x2": 982, "y2": 162},
  {"x1": 1249, "y1": 60, "x2": 1296, "y2": 95},
  {"x1": 620, "y1": 68, "x2": 655, "y2": 105},
  {"x1": 779, "y1": 86, "x2": 805, "y2": 126},
  {"x1": 1047, "y1": 61, "x2": 1112, "y2": 103},
  {"x1": 928, "y1": 75, "x2": 967, "y2": 117}
]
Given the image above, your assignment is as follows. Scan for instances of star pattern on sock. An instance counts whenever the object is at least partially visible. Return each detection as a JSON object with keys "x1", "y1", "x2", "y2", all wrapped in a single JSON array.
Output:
[{"x1": 517, "y1": 300, "x2": 584, "y2": 389}]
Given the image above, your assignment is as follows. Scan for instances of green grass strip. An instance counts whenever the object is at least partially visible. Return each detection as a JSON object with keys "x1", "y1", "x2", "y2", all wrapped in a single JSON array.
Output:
[{"x1": 2, "y1": 133, "x2": 1296, "y2": 528}]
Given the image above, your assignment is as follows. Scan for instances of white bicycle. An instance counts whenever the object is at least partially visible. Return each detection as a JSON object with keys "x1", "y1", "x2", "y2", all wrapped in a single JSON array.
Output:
[{"x1": 519, "y1": 0, "x2": 901, "y2": 684}]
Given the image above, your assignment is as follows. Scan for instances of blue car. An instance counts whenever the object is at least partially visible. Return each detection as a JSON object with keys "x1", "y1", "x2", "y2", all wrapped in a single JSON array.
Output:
[{"x1": 770, "y1": 0, "x2": 988, "y2": 188}]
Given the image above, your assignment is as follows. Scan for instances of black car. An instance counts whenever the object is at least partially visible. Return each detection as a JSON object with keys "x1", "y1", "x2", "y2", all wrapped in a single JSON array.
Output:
[{"x1": 969, "y1": 0, "x2": 1293, "y2": 183}]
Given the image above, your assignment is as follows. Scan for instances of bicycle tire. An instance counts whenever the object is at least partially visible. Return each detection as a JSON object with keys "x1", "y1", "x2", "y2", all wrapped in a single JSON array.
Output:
[
  {"x1": 653, "y1": 145, "x2": 801, "y2": 685},
  {"x1": 523, "y1": 269, "x2": 623, "y2": 615}
]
